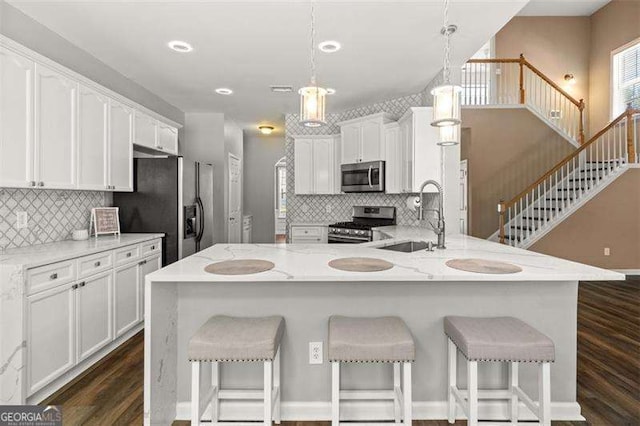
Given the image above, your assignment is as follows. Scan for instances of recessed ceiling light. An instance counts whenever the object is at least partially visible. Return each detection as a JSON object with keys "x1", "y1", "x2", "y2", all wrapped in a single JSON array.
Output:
[
  {"x1": 318, "y1": 40, "x2": 341, "y2": 53},
  {"x1": 258, "y1": 125, "x2": 275, "y2": 135},
  {"x1": 326, "y1": 88, "x2": 336, "y2": 95},
  {"x1": 215, "y1": 88, "x2": 233, "y2": 95},
  {"x1": 167, "y1": 40, "x2": 193, "y2": 53}
]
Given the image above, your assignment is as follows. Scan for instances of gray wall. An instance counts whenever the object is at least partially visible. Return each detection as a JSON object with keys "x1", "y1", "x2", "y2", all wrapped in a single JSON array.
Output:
[
  {"x1": 243, "y1": 132, "x2": 286, "y2": 243},
  {"x1": 0, "y1": 0, "x2": 184, "y2": 125}
]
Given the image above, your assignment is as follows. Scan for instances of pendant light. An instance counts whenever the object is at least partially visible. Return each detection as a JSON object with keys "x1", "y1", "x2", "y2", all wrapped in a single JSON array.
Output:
[
  {"x1": 438, "y1": 124, "x2": 460, "y2": 146},
  {"x1": 431, "y1": 0, "x2": 462, "y2": 129},
  {"x1": 299, "y1": 1, "x2": 327, "y2": 127}
]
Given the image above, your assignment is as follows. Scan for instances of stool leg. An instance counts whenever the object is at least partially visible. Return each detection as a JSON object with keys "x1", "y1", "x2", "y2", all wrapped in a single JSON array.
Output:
[
  {"x1": 467, "y1": 360, "x2": 478, "y2": 426},
  {"x1": 538, "y1": 362, "x2": 551, "y2": 426},
  {"x1": 264, "y1": 360, "x2": 273, "y2": 426},
  {"x1": 394, "y1": 362, "x2": 401, "y2": 424},
  {"x1": 191, "y1": 362, "x2": 201, "y2": 426},
  {"x1": 509, "y1": 362, "x2": 519, "y2": 425},
  {"x1": 332, "y1": 362, "x2": 340, "y2": 426},
  {"x1": 211, "y1": 362, "x2": 219, "y2": 422},
  {"x1": 402, "y1": 362, "x2": 412, "y2": 425},
  {"x1": 274, "y1": 349, "x2": 281, "y2": 424},
  {"x1": 447, "y1": 338, "x2": 457, "y2": 424}
]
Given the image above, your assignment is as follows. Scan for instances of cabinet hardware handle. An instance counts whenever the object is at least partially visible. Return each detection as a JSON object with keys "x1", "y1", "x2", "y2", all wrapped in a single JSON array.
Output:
[
  {"x1": 72, "y1": 284, "x2": 78, "y2": 290},
  {"x1": 151, "y1": 246, "x2": 155, "y2": 250},
  {"x1": 38, "y1": 182, "x2": 44, "y2": 187},
  {"x1": 79, "y1": 282, "x2": 86, "y2": 287},
  {"x1": 29, "y1": 181, "x2": 36, "y2": 187},
  {"x1": 94, "y1": 261, "x2": 101, "y2": 267},
  {"x1": 126, "y1": 252, "x2": 132, "y2": 257},
  {"x1": 50, "y1": 273, "x2": 58, "y2": 280},
  {"x1": 157, "y1": 146, "x2": 164, "y2": 150}
]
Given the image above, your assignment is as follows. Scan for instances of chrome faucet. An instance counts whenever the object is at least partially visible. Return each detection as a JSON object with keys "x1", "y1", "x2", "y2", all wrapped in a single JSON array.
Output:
[{"x1": 417, "y1": 179, "x2": 446, "y2": 249}]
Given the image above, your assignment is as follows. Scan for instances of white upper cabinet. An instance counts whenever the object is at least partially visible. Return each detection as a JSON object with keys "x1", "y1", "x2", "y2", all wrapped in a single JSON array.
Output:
[
  {"x1": 34, "y1": 64, "x2": 77, "y2": 189},
  {"x1": 0, "y1": 47, "x2": 34, "y2": 188},
  {"x1": 399, "y1": 107, "x2": 441, "y2": 193},
  {"x1": 108, "y1": 100, "x2": 133, "y2": 191},
  {"x1": 133, "y1": 112, "x2": 157, "y2": 149},
  {"x1": 157, "y1": 122, "x2": 178, "y2": 155},
  {"x1": 294, "y1": 135, "x2": 341, "y2": 195},
  {"x1": 384, "y1": 122, "x2": 403, "y2": 194},
  {"x1": 77, "y1": 85, "x2": 108, "y2": 190},
  {"x1": 339, "y1": 113, "x2": 393, "y2": 164}
]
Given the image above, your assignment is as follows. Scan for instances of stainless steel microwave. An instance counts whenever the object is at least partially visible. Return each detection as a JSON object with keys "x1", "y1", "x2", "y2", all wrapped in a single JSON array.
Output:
[{"x1": 341, "y1": 160, "x2": 385, "y2": 193}]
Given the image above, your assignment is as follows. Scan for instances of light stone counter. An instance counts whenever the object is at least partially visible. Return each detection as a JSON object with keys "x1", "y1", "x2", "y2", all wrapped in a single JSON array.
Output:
[{"x1": 144, "y1": 228, "x2": 623, "y2": 424}]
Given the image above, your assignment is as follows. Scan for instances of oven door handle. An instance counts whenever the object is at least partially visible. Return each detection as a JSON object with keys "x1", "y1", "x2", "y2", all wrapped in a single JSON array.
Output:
[{"x1": 368, "y1": 166, "x2": 373, "y2": 188}]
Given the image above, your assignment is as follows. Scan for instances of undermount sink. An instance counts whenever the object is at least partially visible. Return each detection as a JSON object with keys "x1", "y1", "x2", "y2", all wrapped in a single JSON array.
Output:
[{"x1": 377, "y1": 241, "x2": 430, "y2": 253}]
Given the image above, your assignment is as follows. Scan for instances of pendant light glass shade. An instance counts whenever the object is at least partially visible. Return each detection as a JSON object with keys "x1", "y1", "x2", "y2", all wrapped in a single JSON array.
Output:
[
  {"x1": 437, "y1": 123, "x2": 460, "y2": 146},
  {"x1": 299, "y1": 85, "x2": 327, "y2": 127},
  {"x1": 431, "y1": 84, "x2": 462, "y2": 127}
]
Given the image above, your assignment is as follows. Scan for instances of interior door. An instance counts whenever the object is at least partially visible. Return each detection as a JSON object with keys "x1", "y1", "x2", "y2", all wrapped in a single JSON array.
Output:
[
  {"x1": 77, "y1": 85, "x2": 108, "y2": 190},
  {"x1": 228, "y1": 153, "x2": 242, "y2": 243},
  {"x1": 199, "y1": 163, "x2": 215, "y2": 250},
  {"x1": 0, "y1": 47, "x2": 34, "y2": 188},
  {"x1": 180, "y1": 158, "x2": 197, "y2": 259},
  {"x1": 34, "y1": 63, "x2": 76, "y2": 188}
]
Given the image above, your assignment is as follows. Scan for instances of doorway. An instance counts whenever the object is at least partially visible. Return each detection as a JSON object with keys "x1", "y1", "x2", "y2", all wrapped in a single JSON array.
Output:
[
  {"x1": 228, "y1": 153, "x2": 242, "y2": 243},
  {"x1": 274, "y1": 157, "x2": 286, "y2": 243}
]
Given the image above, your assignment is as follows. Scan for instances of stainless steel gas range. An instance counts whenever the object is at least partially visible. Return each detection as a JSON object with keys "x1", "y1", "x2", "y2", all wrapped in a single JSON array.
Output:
[{"x1": 328, "y1": 206, "x2": 396, "y2": 244}]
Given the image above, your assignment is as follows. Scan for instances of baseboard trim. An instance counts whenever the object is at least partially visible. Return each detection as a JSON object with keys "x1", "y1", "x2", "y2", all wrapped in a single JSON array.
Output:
[{"x1": 175, "y1": 400, "x2": 584, "y2": 421}]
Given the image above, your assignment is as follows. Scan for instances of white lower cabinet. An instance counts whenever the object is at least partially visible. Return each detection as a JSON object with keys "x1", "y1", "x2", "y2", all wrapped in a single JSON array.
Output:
[
  {"x1": 114, "y1": 261, "x2": 141, "y2": 338},
  {"x1": 27, "y1": 283, "x2": 75, "y2": 395},
  {"x1": 76, "y1": 271, "x2": 113, "y2": 362},
  {"x1": 139, "y1": 254, "x2": 161, "y2": 318},
  {"x1": 290, "y1": 225, "x2": 328, "y2": 244}
]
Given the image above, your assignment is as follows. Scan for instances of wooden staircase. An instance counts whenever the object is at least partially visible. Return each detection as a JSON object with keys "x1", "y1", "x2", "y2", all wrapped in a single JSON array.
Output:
[{"x1": 491, "y1": 108, "x2": 639, "y2": 248}]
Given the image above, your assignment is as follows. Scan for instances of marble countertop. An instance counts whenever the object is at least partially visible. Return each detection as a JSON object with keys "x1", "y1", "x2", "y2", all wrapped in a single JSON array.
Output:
[
  {"x1": 0, "y1": 233, "x2": 165, "y2": 268},
  {"x1": 148, "y1": 226, "x2": 623, "y2": 283}
]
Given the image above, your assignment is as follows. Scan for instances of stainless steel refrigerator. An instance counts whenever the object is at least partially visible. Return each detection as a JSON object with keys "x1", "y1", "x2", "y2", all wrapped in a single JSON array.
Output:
[{"x1": 113, "y1": 157, "x2": 214, "y2": 265}]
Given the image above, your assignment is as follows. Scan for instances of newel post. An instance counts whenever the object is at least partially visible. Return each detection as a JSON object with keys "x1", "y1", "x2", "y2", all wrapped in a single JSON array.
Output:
[
  {"x1": 578, "y1": 99, "x2": 586, "y2": 145},
  {"x1": 498, "y1": 201, "x2": 506, "y2": 244},
  {"x1": 519, "y1": 54, "x2": 525, "y2": 104},
  {"x1": 627, "y1": 106, "x2": 636, "y2": 163}
]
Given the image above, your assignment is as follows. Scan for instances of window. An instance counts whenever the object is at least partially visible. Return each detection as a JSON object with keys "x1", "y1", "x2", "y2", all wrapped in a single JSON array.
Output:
[{"x1": 612, "y1": 39, "x2": 640, "y2": 118}]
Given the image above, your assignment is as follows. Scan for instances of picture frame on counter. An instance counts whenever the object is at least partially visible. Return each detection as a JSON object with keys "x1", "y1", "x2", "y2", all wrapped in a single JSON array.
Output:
[{"x1": 90, "y1": 207, "x2": 121, "y2": 237}]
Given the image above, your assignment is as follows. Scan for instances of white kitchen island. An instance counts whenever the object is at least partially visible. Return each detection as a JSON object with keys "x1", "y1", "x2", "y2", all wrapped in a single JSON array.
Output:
[{"x1": 144, "y1": 227, "x2": 622, "y2": 424}]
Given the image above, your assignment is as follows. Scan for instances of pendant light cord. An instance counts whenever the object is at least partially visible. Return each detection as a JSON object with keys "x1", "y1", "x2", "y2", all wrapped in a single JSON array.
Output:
[
  {"x1": 310, "y1": 1, "x2": 317, "y2": 85},
  {"x1": 442, "y1": 0, "x2": 451, "y2": 84}
]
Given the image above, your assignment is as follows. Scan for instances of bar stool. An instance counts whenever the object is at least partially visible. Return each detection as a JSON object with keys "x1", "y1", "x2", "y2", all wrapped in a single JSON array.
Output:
[
  {"x1": 328, "y1": 316, "x2": 415, "y2": 426},
  {"x1": 444, "y1": 316, "x2": 555, "y2": 426},
  {"x1": 189, "y1": 315, "x2": 285, "y2": 426}
]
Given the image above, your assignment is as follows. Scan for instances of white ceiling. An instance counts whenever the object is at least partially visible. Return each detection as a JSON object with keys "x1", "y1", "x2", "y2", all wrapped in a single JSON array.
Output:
[
  {"x1": 9, "y1": 0, "x2": 529, "y2": 131},
  {"x1": 518, "y1": 0, "x2": 610, "y2": 16}
]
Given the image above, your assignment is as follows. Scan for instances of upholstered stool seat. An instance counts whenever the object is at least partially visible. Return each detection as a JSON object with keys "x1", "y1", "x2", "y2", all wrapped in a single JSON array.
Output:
[
  {"x1": 329, "y1": 316, "x2": 415, "y2": 362},
  {"x1": 190, "y1": 315, "x2": 284, "y2": 426},
  {"x1": 444, "y1": 316, "x2": 555, "y2": 426},
  {"x1": 328, "y1": 316, "x2": 414, "y2": 426}
]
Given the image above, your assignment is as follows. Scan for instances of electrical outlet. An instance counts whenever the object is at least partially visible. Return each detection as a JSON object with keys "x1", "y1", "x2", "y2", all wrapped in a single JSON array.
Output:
[
  {"x1": 16, "y1": 212, "x2": 28, "y2": 229},
  {"x1": 309, "y1": 341, "x2": 323, "y2": 365},
  {"x1": 604, "y1": 247, "x2": 610, "y2": 256},
  {"x1": 325, "y1": 204, "x2": 332, "y2": 214}
]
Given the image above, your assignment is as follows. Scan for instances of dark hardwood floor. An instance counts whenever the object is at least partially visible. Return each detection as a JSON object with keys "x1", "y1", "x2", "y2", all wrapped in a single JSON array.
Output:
[{"x1": 44, "y1": 278, "x2": 640, "y2": 425}]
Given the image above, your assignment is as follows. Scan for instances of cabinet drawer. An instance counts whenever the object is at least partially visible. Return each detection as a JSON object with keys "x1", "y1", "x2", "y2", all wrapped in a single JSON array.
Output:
[
  {"x1": 291, "y1": 226, "x2": 324, "y2": 237},
  {"x1": 291, "y1": 236, "x2": 324, "y2": 244},
  {"x1": 27, "y1": 260, "x2": 76, "y2": 295},
  {"x1": 78, "y1": 251, "x2": 113, "y2": 279},
  {"x1": 114, "y1": 245, "x2": 140, "y2": 266},
  {"x1": 140, "y1": 239, "x2": 161, "y2": 257}
]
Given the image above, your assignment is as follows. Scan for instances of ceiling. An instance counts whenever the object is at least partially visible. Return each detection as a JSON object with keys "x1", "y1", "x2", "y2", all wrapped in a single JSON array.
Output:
[
  {"x1": 518, "y1": 0, "x2": 610, "y2": 16},
  {"x1": 9, "y1": 0, "x2": 529, "y2": 131}
]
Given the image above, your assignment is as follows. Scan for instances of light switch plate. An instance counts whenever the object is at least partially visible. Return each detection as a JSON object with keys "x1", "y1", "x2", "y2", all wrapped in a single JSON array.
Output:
[
  {"x1": 16, "y1": 212, "x2": 28, "y2": 229},
  {"x1": 604, "y1": 247, "x2": 610, "y2": 256},
  {"x1": 309, "y1": 341, "x2": 323, "y2": 364}
]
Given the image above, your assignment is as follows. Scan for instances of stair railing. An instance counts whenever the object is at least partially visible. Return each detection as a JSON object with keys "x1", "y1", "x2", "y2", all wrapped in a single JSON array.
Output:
[
  {"x1": 497, "y1": 107, "x2": 639, "y2": 245},
  {"x1": 463, "y1": 54, "x2": 585, "y2": 144}
]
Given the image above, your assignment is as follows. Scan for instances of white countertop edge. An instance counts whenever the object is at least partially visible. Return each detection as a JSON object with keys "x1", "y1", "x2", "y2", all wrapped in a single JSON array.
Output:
[{"x1": 0, "y1": 233, "x2": 165, "y2": 269}]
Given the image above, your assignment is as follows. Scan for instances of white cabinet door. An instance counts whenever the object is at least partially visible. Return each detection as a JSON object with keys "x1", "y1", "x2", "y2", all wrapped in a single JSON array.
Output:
[
  {"x1": 76, "y1": 271, "x2": 113, "y2": 362},
  {"x1": 294, "y1": 138, "x2": 314, "y2": 194},
  {"x1": 360, "y1": 120, "x2": 383, "y2": 162},
  {"x1": 133, "y1": 112, "x2": 157, "y2": 149},
  {"x1": 77, "y1": 85, "x2": 108, "y2": 190},
  {"x1": 109, "y1": 100, "x2": 133, "y2": 191},
  {"x1": 157, "y1": 123, "x2": 178, "y2": 155},
  {"x1": 341, "y1": 124, "x2": 361, "y2": 164},
  {"x1": 399, "y1": 117, "x2": 413, "y2": 192},
  {"x1": 27, "y1": 283, "x2": 75, "y2": 395},
  {"x1": 313, "y1": 138, "x2": 333, "y2": 194},
  {"x1": 114, "y1": 262, "x2": 140, "y2": 337},
  {"x1": 0, "y1": 47, "x2": 34, "y2": 188},
  {"x1": 384, "y1": 124, "x2": 402, "y2": 194},
  {"x1": 139, "y1": 254, "x2": 161, "y2": 318},
  {"x1": 34, "y1": 64, "x2": 76, "y2": 189}
]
